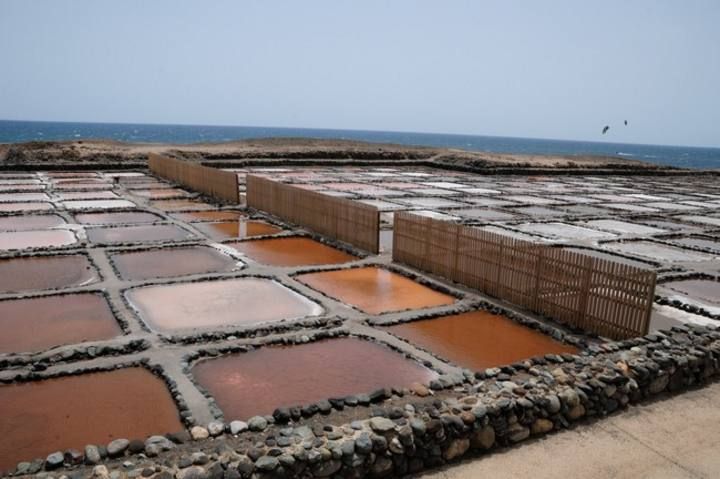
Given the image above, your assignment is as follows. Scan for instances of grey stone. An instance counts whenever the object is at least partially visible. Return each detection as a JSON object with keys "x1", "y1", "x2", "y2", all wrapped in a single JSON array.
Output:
[
  {"x1": 45, "y1": 452, "x2": 65, "y2": 470},
  {"x1": 369, "y1": 417, "x2": 396, "y2": 433},
  {"x1": 106, "y1": 438, "x2": 130, "y2": 457},
  {"x1": 144, "y1": 435, "x2": 175, "y2": 457},
  {"x1": 85, "y1": 445, "x2": 102, "y2": 465},
  {"x1": 312, "y1": 459, "x2": 342, "y2": 477},
  {"x1": 507, "y1": 424, "x2": 530, "y2": 442},
  {"x1": 248, "y1": 416, "x2": 268, "y2": 432},
  {"x1": 229, "y1": 421, "x2": 248, "y2": 435},
  {"x1": 191, "y1": 452, "x2": 210, "y2": 465},
  {"x1": 176, "y1": 466, "x2": 207, "y2": 479},
  {"x1": 471, "y1": 426, "x2": 495, "y2": 450},
  {"x1": 207, "y1": 421, "x2": 225, "y2": 436},
  {"x1": 355, "y1": 433, "x2": 373, "y2": 454},
  {"x1": 546, "y1": 394, "x2": 561, "y2": 413},
  {"x1": 255, "y1": 455, "x2": 279, "y2": 471}
]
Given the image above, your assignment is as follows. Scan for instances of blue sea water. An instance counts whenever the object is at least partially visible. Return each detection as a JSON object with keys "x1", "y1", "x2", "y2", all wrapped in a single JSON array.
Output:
[{"x1": 1, "y1": 120, "x2": 719, "y2": 169}]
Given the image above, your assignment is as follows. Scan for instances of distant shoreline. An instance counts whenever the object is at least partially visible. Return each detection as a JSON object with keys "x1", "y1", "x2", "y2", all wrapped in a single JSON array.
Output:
[{"x1": 0, "y1": 138, "x2": 688, "y2": 173}]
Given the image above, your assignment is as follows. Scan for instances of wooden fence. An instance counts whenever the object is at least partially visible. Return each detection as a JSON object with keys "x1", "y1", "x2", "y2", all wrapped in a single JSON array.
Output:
[
  {"x1": 393, "y1": 212, "x2": 656, "y2": 339},
  {"x1": 148, "y1": 153, "x2": 239, "y2": 203},
  {"x1": 246, "y1": 174, "x2": 380, "y2": 253}
]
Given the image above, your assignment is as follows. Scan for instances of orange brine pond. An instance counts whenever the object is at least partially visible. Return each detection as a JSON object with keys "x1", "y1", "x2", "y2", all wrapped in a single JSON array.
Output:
[
  {"x1": 0, "y1": 255, "x2": 98, "y2": 294},
  {"x1": 296, "y1": 266, "x2": 455, "y2": 314},
  {"x1": 228, "y1": 237, "x2": 355, "y2": 267},
  {"x1": 385, "y1": 311, "x2": 578, "y2": 370},
  {"x1": 171, "y1": 211, "x2": 246, "y2": 222},
  {"x1": 0, "y1": 214, "x2": 65, "y2": 231},
  {"x1": 74, "y1": 211, "x2": 163, "y2": 225},
  {"x1": 195, "y1": 220, "x2": 281, "y2": 240},
  {"x1": 191, "y1": 337, "x2": 436, "y2": 419},
  {"x1": 87, "y1": 224, "x2": 192, "y2": 243},
  {"x1": 126, "y1": 278, "x2": 322, "y2": 332},
  {"x1": 0, "y1": 293, "x2": 121, "y2": 354},
  {"x1": 0, "y1": 368, "x2": 183, "y2": 471},
  {"x1": 111, "y1": 246, "x2": 238, "y2": 280},
  {"x1": 150, "y1": 199, "x2": 214, "y2": 211},
  {"x1": 0, "y1": 230, "x2": 76, "y2": 251}
]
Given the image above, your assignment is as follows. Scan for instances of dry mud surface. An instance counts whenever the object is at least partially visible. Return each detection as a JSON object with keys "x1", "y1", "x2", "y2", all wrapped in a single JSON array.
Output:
[{"x1": 0, "y1": 163, "x2": 719, "y2": 478}]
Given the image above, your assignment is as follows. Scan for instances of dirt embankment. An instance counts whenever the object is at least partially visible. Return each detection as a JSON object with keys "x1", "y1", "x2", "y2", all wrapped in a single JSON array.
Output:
[{"x1": 0, "y1": 138, "x2": 670, "y2": 172}]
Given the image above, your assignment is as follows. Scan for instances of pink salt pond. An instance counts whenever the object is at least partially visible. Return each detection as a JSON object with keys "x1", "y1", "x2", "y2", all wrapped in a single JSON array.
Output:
[
  {"x1": 0, "y1": 202, "x2": 53, "y2": 212},
  {"x1": 0, "y1": 255, "x2": 98, "y2": 294},
  {"x1": 0, "y1": 293, "x2": 121, "y2": 354},
  {"x1": 191, "y1": 337, "x2": 436, "y2": 419},
  {"x1": 0, "y1": 214, "x2": 65, "y2": 231},
  {"x1": 126, "y1": 278, "x2": 322, "y2": 332},
  {"x1": 87, "y1": 224, "x2": 193, "y2": 243},
  {"x1": 74, "y1": 211, "x2": 163, "y2": 225},
  {"x1": 0, "y1": 368, "x2": 183, "y2": 471},
  {"x1": 195, "y1": 220, "x2": 282, "y2": 240},
  {"x1": 0, "y1": 230, "x2": 76, "y2": 251},
  {"x1": 131, "y1": 188, "x2": 189, "y2": 199},
  {"x1": 111, "y1": 246, "x2": 238, "y2": 280}
]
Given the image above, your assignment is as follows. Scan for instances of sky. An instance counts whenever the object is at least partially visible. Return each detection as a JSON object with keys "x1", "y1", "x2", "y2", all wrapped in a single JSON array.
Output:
[{"x1": 1, "y1": 0, "x2": 719, "y2": 147}]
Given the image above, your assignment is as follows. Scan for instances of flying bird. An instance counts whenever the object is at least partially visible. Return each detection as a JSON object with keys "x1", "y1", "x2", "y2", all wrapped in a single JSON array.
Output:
[
  {"x1": 624, "y1": 120, "x2": 628, "y2": 126},
  {"x1": 602, "y1": 125, "x2": 610, "y2": 134}
]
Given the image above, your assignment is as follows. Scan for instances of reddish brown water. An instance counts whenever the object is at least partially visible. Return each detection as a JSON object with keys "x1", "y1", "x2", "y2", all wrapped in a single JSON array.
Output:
[
  {"x1": 386, "y1": 311, "x2": 578, "y2": 370},
  {"x1": 0, "y1": 368, "x2": 183, "y2": 471},
  {"x1": 171, "y1": 211, "x2": 246, "y2": 222},
  {"x1": 191, "y1": 338, "x2": 436, "y2": 419},
  {"x1": 126, "y1": 278, "x2": 322, "y2": 332},
  {"x1": 0, "y1": 202, "x2": 53, "y2": 212},
  {"x1": 151, "y1": 199, "x2": 213, "y2": 211},
  {"x1": 87, "y1": 224, "x2": 192, "y2": 243},
  {"x1": 0, "y1": 293, "x2": 121, "y2": 354},
  {"x1": 0, "y1": 230, "x2": 76, "y2": 251},
  {"x1": 0, "y1": 215, "x2": 65, "y2": 231},
  {"x1": 228, "y1": 237, "x2": 355, "y2": 267},
  {"x1": 112, "y1": 247, "x2": 237, "y2": 280},
  {"x1": 74, "y1": 211, "x2": 162, "y2": 225},
  {"x1": 0, "y1": 255, "x2": 98, "y2": 293},
  {"x1": 297, "y1": 266, "x2": 456, "y2": 314},
  {"x1": 195, "y1": 221, "x2": 281, "y2": 240}
]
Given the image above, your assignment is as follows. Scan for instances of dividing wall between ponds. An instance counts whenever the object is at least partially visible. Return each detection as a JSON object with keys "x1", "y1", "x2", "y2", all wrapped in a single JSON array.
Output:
[
  {"x1": 246, "y1": 174, "x2": 380, "y2": 253},
  {"x1": 392, "y1": 212, "x2": 656, "y2": 340}
]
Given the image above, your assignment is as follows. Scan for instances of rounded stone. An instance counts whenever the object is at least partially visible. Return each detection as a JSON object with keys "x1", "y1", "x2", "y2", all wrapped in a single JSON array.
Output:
[
  {"x1": 190, "y1": 426, "x2": 210, "y2": 440},
  {"x1": 207, "y1": 421, "x2": 225, "y2": 436},
  {"x1": 248, "y1": 416, "x2": 268, "y2": 432},
  {"x1": 106, "y1": 438, "x2": 130, "y2": 457},
  {"x1": 229, "y1": 420, "x2": 248, "y2": 435},
  {"x1": 45, "y1": 451, "x2": 65, "y2": 470}
]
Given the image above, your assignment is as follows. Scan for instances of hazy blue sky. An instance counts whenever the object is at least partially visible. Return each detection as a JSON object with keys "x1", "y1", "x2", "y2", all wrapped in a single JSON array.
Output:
[{"x1": 1, "y1": 1, "x2": 718, "y2": 147}]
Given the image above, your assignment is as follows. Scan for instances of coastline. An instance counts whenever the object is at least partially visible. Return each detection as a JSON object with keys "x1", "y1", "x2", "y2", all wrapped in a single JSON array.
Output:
[{"x1": 0, "y1": 138, "x2": 672, "y2": 172}]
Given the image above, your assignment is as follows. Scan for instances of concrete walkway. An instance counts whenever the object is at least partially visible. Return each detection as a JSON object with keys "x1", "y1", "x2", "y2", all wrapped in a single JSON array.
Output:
[{"x1": 419, "y1": 382, "x2": 720, "y2": 479}]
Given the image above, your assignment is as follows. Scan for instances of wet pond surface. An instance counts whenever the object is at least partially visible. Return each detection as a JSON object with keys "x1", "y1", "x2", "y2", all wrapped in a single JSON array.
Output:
[
  {"x1": 0, "y1": 202, "x2": 53, "y2": 212},
  {"x1": 228, "y1": 237, "x2": 356, "y2": 267},
  {"x1": 63, "y1": 200, "x2": 136, "y2": 210},
  {"x1": 604, "y1": 241, "x2": 712, "y2": 263},
  {"x1": 150, "y1": 199, "x2": 214, "y2": 211},
  {"x1": 171, "y1": 211, "x2": 246, "y2": 222},
  {"x1": 0, "y1": 215, "x2": 65, "y2": 232},
  {"x1": 663, "y1": 279, "x2": 720, "y2": 306},
  {"x1": 296, "y1": 266, "x2": 455, "y2": 314},
  {"x1": 74, "y1": 211, "x2": 163, "y2": 225},
  {"x1": 127, "y1": 278, "x2": 322, "y2": 332},
  {"x1": 87, "y1": 224, "x2": 192, "y2": 244},
  {"x1": 0, "y1": 368, "x2": 183, "y2": 471},
  {"x1": 0, "y1": 293, "x2": 121, "y2": 354},
  {"x1": 0, "y1": 230, "x2": 76, "y2": 251},
  {"x1": 672, "y1": 236, "x2": 720, "y2": 252},
  {"x1": 385, "y1": 311, "x2": 578, "y2": 371},
  {"x1": 0, "y1": 255, "x2": 98, "y2": 293},
  {"x1": 111, "y1": 246, "x2": 238, "y2": 280},
  {"x1": 195, "y1": 220, "x2": 281, "y2": 240},
  {"x1": 191, "y1": 337, "x2": 436, "y2": 419}
]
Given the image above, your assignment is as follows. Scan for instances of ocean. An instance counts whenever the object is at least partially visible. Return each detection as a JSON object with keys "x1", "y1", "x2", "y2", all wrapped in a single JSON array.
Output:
[{"x1": 1, "y1": 120, "x2": 719, "y2": 169}]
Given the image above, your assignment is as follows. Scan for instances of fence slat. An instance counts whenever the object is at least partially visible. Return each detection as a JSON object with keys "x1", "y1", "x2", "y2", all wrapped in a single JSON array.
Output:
[
  {"x1": 246, "y1": 174, "x2": 380, "y2": 254},
  {"x1": 392, "y1": 212, "x2": 655, "y2": 340},
  {"x1": 148, "y1": 153, "x2": 239, "y2": 203}
]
